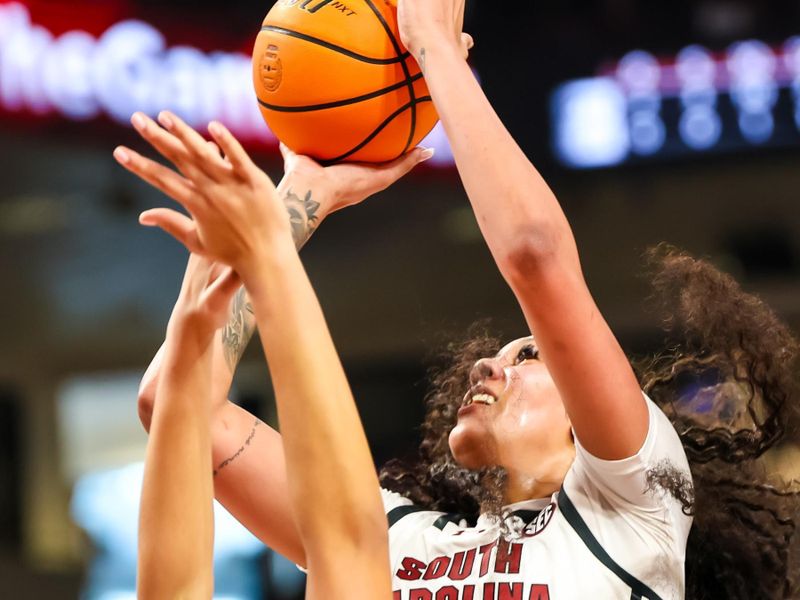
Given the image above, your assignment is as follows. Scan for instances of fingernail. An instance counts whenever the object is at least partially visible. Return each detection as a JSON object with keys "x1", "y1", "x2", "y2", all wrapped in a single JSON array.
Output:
[
  {"x1": 131, "y1": 112, "x2": 146, "y2": 132},
  {"x1": 208, "y1": 121, "x2": 223, "y2": 137},
  {"x1": 114, "y1": 147, "x2": 131, "y2": 164},
  {"x1": 420, "y1": 148, "x2": 435, "y2": 162},
  {"x1": 158, "y1": 111, "x2": 174, "y2": 130}
]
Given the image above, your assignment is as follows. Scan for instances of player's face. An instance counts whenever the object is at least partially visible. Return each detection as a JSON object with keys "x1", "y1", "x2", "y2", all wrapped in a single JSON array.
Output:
[{"x1": 448, "y1": 336, "x2": 573, "y2": 474}]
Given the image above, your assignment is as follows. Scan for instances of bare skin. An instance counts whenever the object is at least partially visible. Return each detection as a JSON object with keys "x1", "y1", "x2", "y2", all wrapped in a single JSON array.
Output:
[{"x1": 138, "y1": 255, "x2": 241, "y2": 600}]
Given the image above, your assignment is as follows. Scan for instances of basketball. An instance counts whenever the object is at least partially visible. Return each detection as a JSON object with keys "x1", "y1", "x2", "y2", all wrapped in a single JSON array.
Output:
[{"x1": 252, "y1": 0, "x2": 438, "y2": 163}]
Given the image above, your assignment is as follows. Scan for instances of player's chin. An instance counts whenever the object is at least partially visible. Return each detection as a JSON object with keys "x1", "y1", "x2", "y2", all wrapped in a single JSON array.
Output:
[{"x1": 448, "y1": 423, "x2": 494, "y2": 470}]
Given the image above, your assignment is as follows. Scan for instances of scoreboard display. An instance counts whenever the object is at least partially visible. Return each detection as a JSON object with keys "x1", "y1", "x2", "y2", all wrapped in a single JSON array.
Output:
[{"x1": 552, "y1": 38, "x2": 800, "y2": 169}]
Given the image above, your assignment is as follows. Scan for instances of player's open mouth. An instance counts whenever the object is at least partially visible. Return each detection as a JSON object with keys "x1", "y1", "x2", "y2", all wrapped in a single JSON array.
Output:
[{"x1": 461, "y1": 386, "x2": 498, "y2": 408}]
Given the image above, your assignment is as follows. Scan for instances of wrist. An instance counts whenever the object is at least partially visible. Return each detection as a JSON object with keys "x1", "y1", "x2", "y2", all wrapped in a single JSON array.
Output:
[
  {"x1": 165, "y1": 312, "x2": 217, "y2": 355},
  {"x1": 275, "y1": 176, "x2": 332, "y2": 249},
  {"x1": 277, "y1": 174, "x2": 334, "y2": 218},
  {"x1": 236, "y1": 233, "x2": 298, "y2": 292},
  {"x1": 413, "y1": 35, "x2": 463, "y2": 68}
]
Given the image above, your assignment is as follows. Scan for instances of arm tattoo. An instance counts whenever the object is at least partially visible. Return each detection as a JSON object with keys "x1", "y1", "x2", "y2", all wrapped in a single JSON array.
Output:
[
  {"x1": 219, "y1": 189, "x2": 318, "y2": 372},
  {"x1": 419, "y1": 47, "x2": 426, "y2": 75},
  {"x1": 214, "y1": 418, "x2": 262, "y2": 477},
  {"x1": 283, "y1": 188, "x2": 321, "y2": 248},
  {"x1": 221, "y1": 287, "x2": 256, "y2": 372}
]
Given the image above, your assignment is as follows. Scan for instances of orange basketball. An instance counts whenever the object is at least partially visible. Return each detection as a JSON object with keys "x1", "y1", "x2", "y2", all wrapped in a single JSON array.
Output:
[{"x1": 252, "y1": 0, "x2": 438, "y2": 163}]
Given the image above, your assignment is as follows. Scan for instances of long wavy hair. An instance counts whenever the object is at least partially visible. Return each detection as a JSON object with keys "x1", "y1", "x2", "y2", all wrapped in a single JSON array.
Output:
[{"x1": 380, "y1": 246, "x2": 800, "y2": 599}]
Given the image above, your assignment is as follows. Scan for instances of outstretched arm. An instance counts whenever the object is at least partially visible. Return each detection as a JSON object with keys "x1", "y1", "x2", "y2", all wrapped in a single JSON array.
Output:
[
  {"x1": 397, "y1": 1, "x2": 648, "y2": 460},
  {"x1": 133, "y1": 173, "x2": 330, "y2": 566},
  {"x1": 136, "y1": 112, "x2": 392, "y2": 599},
  {"x1": 138, "y1": 256, "x2": 240, "y2": 600},
  {"x1": 136, "y1": 162, "x2": 338, "y2": 433},
  {"x1": 117, "y1": 114, "x2": 426, "y2": 572},
  {"x1": 132, "y1": 112, "x2": 432, "y2": 431}
]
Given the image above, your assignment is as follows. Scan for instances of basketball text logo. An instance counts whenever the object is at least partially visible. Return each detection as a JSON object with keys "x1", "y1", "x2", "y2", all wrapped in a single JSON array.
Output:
[
  {"x1": 280, "y1": 0, "x2": 358, "y2": 17},
  {"x1": 258, "y1": 44, "x2": 282, "y2": 92}
]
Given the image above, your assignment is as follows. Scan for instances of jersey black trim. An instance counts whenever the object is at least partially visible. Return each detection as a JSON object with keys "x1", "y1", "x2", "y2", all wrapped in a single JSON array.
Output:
[
  {"x1": 387, "y1": 505, "x2": 475, "y2": 531},
  {"x1": 558, "y1": 488, "x2": 665, "y2": 600},
  {"x1": 387, "y1": 505, "x2": 427, "y2": 528}
]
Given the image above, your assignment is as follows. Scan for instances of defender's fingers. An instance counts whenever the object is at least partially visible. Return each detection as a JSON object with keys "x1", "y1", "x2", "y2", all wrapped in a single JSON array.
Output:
[
  {"x1": 139, "y1": 208, "x2": 203, "y2": 254},
  {"x1": 208, "y1": 121, "x2": 255, "y2": 175},
  {"x1": 158, "y1": 111, "x2": 231, "y2": 180},
  {"x1": 206, "y1": 266, "x2": 242, "y2": 306},
  {"x1": 131, "y1": 112, "x2": 189, "y2": 169},
  {"x1": 114, "y1": 146, "x2": 197, "y2": 209}
]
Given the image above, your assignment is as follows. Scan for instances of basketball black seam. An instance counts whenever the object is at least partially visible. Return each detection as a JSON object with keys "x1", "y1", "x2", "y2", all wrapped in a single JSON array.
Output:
[
  {"x1": 325, "y1": 96, "x2": 432, "y2": 164},
  {"x1": 362, "y1": 0, "x2": 418, "y2": 155},
  {"x1": 261, "y1": 25, "x2": 410, "y2": 65},
  {"x1": 385, "y1": 98, "x2": 430, "y2": 162},
  {"x1": 257, "y1": 73, "x2": 424, "y2": 113}
]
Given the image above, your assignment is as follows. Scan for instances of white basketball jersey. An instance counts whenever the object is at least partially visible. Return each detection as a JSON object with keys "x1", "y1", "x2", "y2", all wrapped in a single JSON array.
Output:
[{"x1": 382, "y1": 396, "x2": 693, "y2": 600}]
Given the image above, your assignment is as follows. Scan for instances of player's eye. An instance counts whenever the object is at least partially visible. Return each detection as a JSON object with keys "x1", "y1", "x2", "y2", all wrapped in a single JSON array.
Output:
[{"x1": 514, "y1": 344, "x2": 539, "y2": 365}]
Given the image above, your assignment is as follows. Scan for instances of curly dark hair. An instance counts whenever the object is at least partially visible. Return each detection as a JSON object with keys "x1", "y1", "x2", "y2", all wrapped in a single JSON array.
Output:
[{"x1": 380, "y1": 246, "x2": 800, "y2": 600}]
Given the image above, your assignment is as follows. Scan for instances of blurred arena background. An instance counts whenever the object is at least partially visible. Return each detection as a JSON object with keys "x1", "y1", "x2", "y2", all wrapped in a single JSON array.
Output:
[{"x1": 2, "y1": 0, "x2": 800, "y2": 597}]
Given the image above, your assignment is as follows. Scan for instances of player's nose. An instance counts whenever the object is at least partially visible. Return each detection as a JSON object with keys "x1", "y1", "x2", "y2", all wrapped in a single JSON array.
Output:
[{"x1": 469, "y1": 357, "x2": 504, "y2": 386}]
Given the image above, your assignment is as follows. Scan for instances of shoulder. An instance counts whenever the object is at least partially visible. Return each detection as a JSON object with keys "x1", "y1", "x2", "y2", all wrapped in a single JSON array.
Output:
[
  {"x1": 573, "y1": 394, "x2": 690, "y2": 488},
  {"x1": 568, "y1": 394, "x2": 693, "y2": 538}
]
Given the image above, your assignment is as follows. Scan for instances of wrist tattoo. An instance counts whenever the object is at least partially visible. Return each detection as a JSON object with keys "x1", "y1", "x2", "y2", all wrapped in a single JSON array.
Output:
[
  {"x1": 214, "y1": 418, "x2": 262, "y2": 477},
  {"x1": 419, "y1": 47, "x2": 426, "y2": 75},
  {"x1": 284, "y1": 188, "x2": 321, "y2": 249},
  {"x1": 221, "y1": 287, "x2": 255, "y2": 372}
]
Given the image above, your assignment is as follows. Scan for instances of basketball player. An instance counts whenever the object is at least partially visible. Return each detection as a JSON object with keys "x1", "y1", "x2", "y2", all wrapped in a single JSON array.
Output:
[
  {"x1": 132, "y1": 117, "x2": 406, "y2": 598},
  {"x1": 121, "y1": 0, "x2": 800, "y2": 597}
]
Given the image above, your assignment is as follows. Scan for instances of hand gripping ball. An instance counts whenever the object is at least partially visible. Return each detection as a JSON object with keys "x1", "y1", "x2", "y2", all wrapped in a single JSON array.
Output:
[{"x1": 252, "y1": 0, "x2": 438, "y2": 163}]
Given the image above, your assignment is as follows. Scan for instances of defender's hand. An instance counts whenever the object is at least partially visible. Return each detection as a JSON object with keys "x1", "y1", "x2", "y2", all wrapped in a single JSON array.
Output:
[
  {"x1": 116, "y1": 111, "x2": 291, "y2": 276},
  {"x1": 171, "y1": 254, "x2": 241, "y2": 334}
]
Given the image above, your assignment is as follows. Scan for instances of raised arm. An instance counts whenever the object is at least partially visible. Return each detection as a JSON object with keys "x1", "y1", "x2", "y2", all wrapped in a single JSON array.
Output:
[
  {"x1": 133, "y1": 113, "x2": 432, "y2": 431},
  {"x1": 396, "y1": 1, "x2": 648, "y2": 460},
  {"x1": 133, "y1": 112, "x2": 392, "y2": 599},
  {"x1": 116, "y1": 113, "x2": 427, "y2": 573},
  {"x1": 136, "y1": 151, "x2": 340, "y2": 433},
  {"x1": 138, "y1": 256, "x2": 240, "y2": 599},
  {"x1": 133, "y1": 165, "x2": 335, "y2": 565}
]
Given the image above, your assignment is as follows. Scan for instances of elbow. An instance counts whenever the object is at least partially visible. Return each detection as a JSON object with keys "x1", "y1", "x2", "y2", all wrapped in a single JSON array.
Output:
[
  {"x1": 499, "y1": 225, "x2": 564, "y2": 285},
  {"x1": 137, "y1": 380, "x2": 155, "y2": 433}
]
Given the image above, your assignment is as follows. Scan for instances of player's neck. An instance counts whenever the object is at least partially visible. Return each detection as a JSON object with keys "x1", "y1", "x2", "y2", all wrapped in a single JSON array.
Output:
[{"x1": 501, "y1": 447, "x2": 575, "y2": 505}]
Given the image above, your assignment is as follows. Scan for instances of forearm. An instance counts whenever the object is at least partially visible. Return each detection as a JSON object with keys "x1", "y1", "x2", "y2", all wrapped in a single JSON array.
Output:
[
  {"x1": 422, "y1": 43, "x2": 581, "y2": 275},
  {"x1": 242, "y1": 240, "x2": 386, "y2": 555},
  {"x1": 138, "y1": 322, "x2": 216, "y2": 599},
  {"x1": 138, "y1": 179, "x2": 335, "y2": 429}
]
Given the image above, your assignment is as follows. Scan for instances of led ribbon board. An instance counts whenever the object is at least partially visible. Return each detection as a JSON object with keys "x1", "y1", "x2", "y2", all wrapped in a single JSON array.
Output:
[
  {"x1": 552, "y1": 39, "x2": 800, "y2": 168},
  {"x1": 0, "y1": 1, "x2": 276, "y2": 145},
  {"x1": 0, "y1": 0, "x2": 456, "y2": 165}
]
